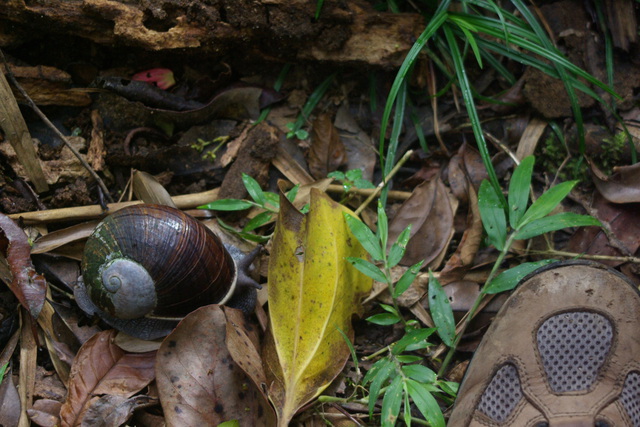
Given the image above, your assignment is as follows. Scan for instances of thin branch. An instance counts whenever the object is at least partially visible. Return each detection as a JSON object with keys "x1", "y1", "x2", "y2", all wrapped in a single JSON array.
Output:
[{"x1": 0, "y1": 48, "x2": 114, "y2": 203}]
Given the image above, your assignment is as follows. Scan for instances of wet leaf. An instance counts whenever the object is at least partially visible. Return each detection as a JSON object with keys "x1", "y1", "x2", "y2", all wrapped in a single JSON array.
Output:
[
  {"x1": 308, "y1": 113, "x2": 347, "y2": 179},
  {"x1": 59, "y1": 330, "x2": 155, "y2": 427},
  {"x1": 0, "y1": 213, "x2": 46, "y2": 318},
  {"x1": 590, "y1": 161, "x2": 640, "y2": 204},
  {"x1": 156, "y1": 305, "x2": 272, "y2": 427},
  {"x1": 388, "y1": 177, "x2": 454, "y2": 268},
  {"x1": 264, "y1": 189, "x2": 372, "y2": 425}
]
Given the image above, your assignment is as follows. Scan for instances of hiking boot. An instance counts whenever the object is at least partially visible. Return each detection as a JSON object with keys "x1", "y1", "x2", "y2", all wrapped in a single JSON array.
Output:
[{"x1": 448, "y1": 260, "x2": 640, "y2": 426}]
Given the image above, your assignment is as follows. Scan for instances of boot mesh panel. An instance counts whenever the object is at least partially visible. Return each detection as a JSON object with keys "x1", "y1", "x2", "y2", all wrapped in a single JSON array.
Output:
[
  {"x1": 620, "y1": 371, "x2": 640, "y2": 426},
  {"x1": 477, "y1": 364, "x2": 523, "y2": 423},
  {"x1": 536, "y1": 311, "x2": 613, "y2": 393}
]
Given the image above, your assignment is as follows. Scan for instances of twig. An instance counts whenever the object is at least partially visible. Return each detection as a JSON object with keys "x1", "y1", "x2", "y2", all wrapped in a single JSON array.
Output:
[
  {"x1": 9, "y1": 188, "x2": 220, "y2": 224},
  {"x1": 354, "y1": 150, "x2": 413, "y2": 215},
  {"x1": 0, "y1": 48, "x2": 114, "y2": 203}
]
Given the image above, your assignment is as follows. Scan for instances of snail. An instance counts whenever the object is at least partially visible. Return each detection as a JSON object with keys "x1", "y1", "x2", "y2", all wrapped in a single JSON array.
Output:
[{"x1": 74, "y1": 204, "x2": 261, "y2": 340}]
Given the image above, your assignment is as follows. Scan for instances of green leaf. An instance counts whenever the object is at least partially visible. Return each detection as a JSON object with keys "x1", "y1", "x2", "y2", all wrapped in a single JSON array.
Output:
[
  {"x1": 395, "y1": 355, "x2": 422, "y2": 363},
  {"x1": 242, "y1": 173, "x2": 266, "y2": 206},
  {"x1": 393, "y1": 261, "x2": 423, "y2": 298},
  {"x1": 263, "y1": 192, "x2": 280, "y2": 211},
  {"x1": 514, "y1": 213, "x2": 601, "y2": 240},
  {"x1": 401, "y1": 364, "x2": 437, "y2": 383},
  {"x1": 363, "y1": 357, "x2": 390, "y2": 385},
  {"x1": 428, "y1": 272, "x2": 456, "y2": 347},
  {"x1": 366, "y1": 358, "x2": 394, "y2": 416},
  {"x1": 242, "y1": 211, "x2": 274, "y2": 232},
  {"x1": 198, "y1": 199, "x2": 255, "y2": 211},
  {"x1": 344, "y1": 214, "x2": 384, "y2": 261},
  {"x1": 405, "y1": 379, "x2": 446, "y2": 427},
  {"x1": 346, "y1": 257, "x2": 388, "y2": 283},
  {"x1": 388, "y1": 225, "x2": 412, "y2": 268},
  {"x1": 285, "y1": 184, "x2": 300, "y2": 203},
  {"x1": 517, "y1": 180, "x2": 578, "y2": 228},
  {"x1": 478, "y1": 180, "x2": 507, "y2": 251},
  {"x1": 508, "y1": 155, "x2": 534, "y2": 228},
  {"x1": 354, "y1": 178, "x2": 376, "y2": 189},
  {"x1": 393, "y1": 328, "x2": 435, "y2": 355},
  {"x1": 366, "y1": 312, "x2": 401, "y2": 326},
  {"x1": 327, "y1": 171, "x2": 345, "y2": 181},
  {"x1": 438, "y1": 380, "x2": 459, "y2": 397},
  {"x1": 381, "y1": 375, "x2": 403, "y2": 427},
  {"x1": 345, "y1": 168, "x2": 363, "y2": 181},
  {"x1": 484, "y1": 259, "x2": 556, "y2": 294}
]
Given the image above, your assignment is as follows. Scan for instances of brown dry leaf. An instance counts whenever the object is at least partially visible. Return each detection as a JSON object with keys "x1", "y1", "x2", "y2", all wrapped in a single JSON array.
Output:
[
  {"x1": 59, "y1": 330, "x2": 156, "y2": 427},
  {"x1": 131, "y1": 170, "x2": 176, "y2": 207},
  {"x1": 0, "y1": 366, "x2": 20, "y2": 427},
  {"x1": 0, "y1": 213, "x2": 46, "y2": 318},
  {"x1": 31, "y1": 221, "x2": 98, "y2": 256},
  {"x1": 567, "y1": 192, "x2": 640, "y2": 266},
  {"x1": 590, "y1": 161, "x2": 640, "y2": 203},
  {"x1": 87, "y1": 110, "x2": 106, "y2": 172},
  {"x1": 447, "y1": 144, "x2": 487, "y2": 204},
  {"x1": 388, "y1": 176, "x2": 454, "y2": 269},
  {"x1": 440, "y1": 182, "x2": 483, "y2": 283},
  {"x1": 308, "y1": 113, "x2": 347, "y2": 179},
  {"x1": 156, "y1": 305, "x2": 272, "y2": 427},
  {"x1": 28, "y1": 399, "x2": 62, "y2": 427},
  {"x1": 37, "y1": 300, "x2": 79, "y2": 384},
  {"x1": 334, "y1": 104, "x2": 376, "y2": 181},
  {"x1": 80, "y1": 395, "x2": 156, "y2": 427}
]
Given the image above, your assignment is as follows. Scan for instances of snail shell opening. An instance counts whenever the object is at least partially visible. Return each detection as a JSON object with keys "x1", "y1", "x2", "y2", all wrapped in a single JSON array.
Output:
[{"x1": 100, "y1": 258, "x2": 156, "y2": 320}]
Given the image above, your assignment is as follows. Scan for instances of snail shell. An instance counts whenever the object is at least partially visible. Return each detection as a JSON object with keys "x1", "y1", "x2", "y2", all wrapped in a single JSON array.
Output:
[{"x1": 80, "y1": 204, "x2": 237, "y2": 321}]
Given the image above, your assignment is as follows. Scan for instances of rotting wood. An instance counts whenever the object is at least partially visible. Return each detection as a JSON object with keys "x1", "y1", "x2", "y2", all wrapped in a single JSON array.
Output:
[
  {"x1": 0, "y1": 67, "x2": 49, "y2": 193},
  {"x1": 0, "y1": 0, "x2": 423, "y2": 68}
]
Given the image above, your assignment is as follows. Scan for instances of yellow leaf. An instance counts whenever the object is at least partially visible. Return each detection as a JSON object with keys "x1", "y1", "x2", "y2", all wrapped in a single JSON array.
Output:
[{"x1": 264, "y1": 188, "x2": 372, "y2": 426}]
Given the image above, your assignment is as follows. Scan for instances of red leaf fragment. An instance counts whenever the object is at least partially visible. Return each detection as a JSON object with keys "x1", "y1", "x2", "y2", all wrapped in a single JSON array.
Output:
[
  {"x1": 131, "y1": 68, "x2": 176, "y2": 90},
  {"x1": 0, "y1": 213, "x2": 46, "y2": 318}
]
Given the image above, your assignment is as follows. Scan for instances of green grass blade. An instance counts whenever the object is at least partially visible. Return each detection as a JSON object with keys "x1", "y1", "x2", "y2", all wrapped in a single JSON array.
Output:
[
  {"x1": 379, "y1": 1, "x2": 451, "y2": 167},
  {"x1": 443, "y1": 23, "x2": 504, "y2": 205}
]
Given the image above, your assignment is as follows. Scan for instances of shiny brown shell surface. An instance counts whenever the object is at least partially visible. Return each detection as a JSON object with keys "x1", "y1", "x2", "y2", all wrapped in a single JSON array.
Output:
[{"x1": 81, "y1": 204, "x2": 235, "y2": 318}]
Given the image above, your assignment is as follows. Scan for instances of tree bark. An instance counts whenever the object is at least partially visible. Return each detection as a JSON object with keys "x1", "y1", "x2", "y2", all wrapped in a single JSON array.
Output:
[{"x1": 0, "y1": 0, "x2": 424, "y2": 68}]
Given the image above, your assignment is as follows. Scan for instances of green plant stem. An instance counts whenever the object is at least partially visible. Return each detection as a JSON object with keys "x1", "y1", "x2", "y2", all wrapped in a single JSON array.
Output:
[
  {"x1": 384, "y1": 264, "x2": 407, "y2": 327},
  {"x1": 355, "y1": 150, "x2": 413, "y2": 216},
  {"x1": 437, "y1": 232, "x2": 517, "y2": 377}
]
